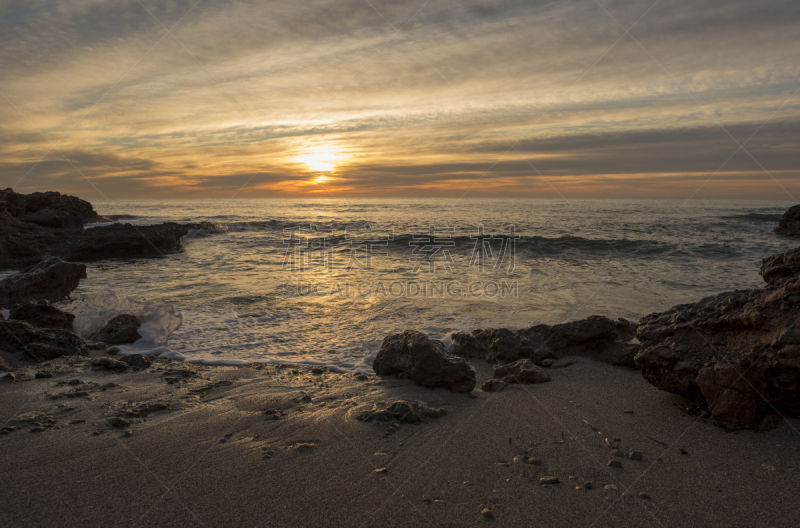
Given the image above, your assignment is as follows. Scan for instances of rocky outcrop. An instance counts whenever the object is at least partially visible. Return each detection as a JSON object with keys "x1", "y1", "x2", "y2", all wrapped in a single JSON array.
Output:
[
  {"x1": 450, "y1": 315, "x2": 637, "y2": 367},
  {"x1": 9, "y1": 302, "x2": 75, "y2": 330},
  {"x1": 90, "y1": 314, "x2": 140, "y2": 344},
  {"x1": 0, "y1": 257, "x2": 86, "y2": 308},
  {"x1": 0, "y1": 319, "x2": 88, "y2": 361},
  {"x1": 634, "y1": 246, "x2": 800, "y2": 430},
  {"x1": 0, "y1": 220, "x2": 191, "y2": 269},
  {"x1": 373, "y1": 330, "x2": 476, "y2": 393},
  {"x1": 0, "y1": 188, "x2": 103, "y2": 229},
  {"x1": 774, "y1": 204, "x2": 800, "y2": 236}
]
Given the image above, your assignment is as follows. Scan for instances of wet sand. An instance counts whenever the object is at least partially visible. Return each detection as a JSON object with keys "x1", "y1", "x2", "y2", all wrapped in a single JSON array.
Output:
[{"x1": 1, "y1": 356, "x2": 799, "y2": 527}]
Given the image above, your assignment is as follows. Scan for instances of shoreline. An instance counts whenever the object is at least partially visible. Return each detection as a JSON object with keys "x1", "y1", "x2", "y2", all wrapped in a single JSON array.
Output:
[{"x1": 2, "y1": 354, "x2": 799, "y2": 527}]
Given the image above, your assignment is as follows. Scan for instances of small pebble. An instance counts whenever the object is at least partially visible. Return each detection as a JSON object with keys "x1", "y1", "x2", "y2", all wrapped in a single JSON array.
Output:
[
  {"x1": 29, "y1": 427, "x2": 46, "y2": 433},
  {"x1": 583, "y1": 482, "x2": 594, "y2": 490},
  {"x1": 480, "y1": 508, "x2": 494, "y2": 519},
  {"x1": 678, "y1": 448, "x2": 689, "y2": 455},
  {"x1": 611, "y1": 449, "x2": 624, "y2": 458},
  {"x1": 623, "y1": 410, "x2": 634, "y2": 414},
  {"x1": 538, "y1": 476, "x2": 560, "y2": 485},
  {"x1": 629, "y1": 450, "x2": 643, "y2": 461},
  {"x1": 637, "y1": 492, "x2": 651, "y2": 500},
  {"x1": 604, "y1": 485, "x2": 618, "y2": 491},
  {"x1": 607, "y1": 460, "x2": 622, "y2": 468},
  {"x1": 375, "y1": 467, "x2": 388, "y2": 474}
]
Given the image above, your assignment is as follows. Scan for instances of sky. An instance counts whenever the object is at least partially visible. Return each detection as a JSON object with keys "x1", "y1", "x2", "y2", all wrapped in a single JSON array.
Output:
[{"x1": 0, "y1": 0, "x2": 798, "y2": 200}]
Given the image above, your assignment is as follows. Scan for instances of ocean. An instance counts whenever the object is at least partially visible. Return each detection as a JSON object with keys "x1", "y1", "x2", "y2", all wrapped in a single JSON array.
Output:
[{"x1": 54, "y1": 198, "x2": 796, "y2": 373}]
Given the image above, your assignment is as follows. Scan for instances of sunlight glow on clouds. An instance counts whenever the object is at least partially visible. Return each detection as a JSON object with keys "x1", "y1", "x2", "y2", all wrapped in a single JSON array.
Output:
[{"x1": 0, "y1": 0, "x2": 798, "y2": 199}]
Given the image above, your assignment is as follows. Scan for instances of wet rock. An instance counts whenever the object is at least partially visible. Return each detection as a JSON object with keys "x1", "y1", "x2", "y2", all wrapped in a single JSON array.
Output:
[
  {"x1": 90, "y1": 314, "x2": 140, "y2": 345},
  {"x1": 0, "y1": 257, "x2": 86, "y2": 307},
  {"x1": 91, "y1": 357, "x2": 127, "y2": 371},
  {"x1": 775, "y1": 204, "x2": 800, "y2": 236},
  {"x1": 373, "y1": 330, "x2": 476, "y2": 393},
  {"x1": 9, "y1": 302, "x2": 75, "y2": 330},
  {"x1": 0, "y1": 319, "x2": 88, "y2": 361},
  {"x1": 634, "y1": 246, "x2": 800, "y2": 430},
  {"x1": 451, "y1": 315, "x2": 637, "y2": 367}
]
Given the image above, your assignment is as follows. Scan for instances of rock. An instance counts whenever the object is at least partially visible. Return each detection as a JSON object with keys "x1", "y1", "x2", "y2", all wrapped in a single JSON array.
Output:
[
  {"x1": 480, "y1": 508, "x2": 494, "y2": 519},
  {"x1": 9, "y1": 302, "x2": 75, "y2": 330},
  {"x1": 0, "y1": 189, "x2": 102, "y2": 230},
  {"x1": 538, "y1": 476, "x2": 560, "y2": 485},
  {"x1": 0, "y1": 319, "x2": 88, "y2": 361},
  {"x1": 634, "y1": 246, "x2": 800, "y2": 430},
  {"x1": 357, "y1": 400, "x2": 445, "y2": 424},
  {"x1": 107, "y1": 417, "x2": 130, "y2": 428},
  {"x1": 90, "y1": 314, "x2": 140, "y2": 344},
  {"x1": 0, "y1": 257, "x2": 86, "y2": 307},
  {"x1": 611, "y1": 449, "x2": 623, "y2": 458},
  {"x1": 85, "y1": 341, "x2": 107, "y2": 351},
  {"x1": 607, "y1": 460, "x2": 622, "y2": 468},
  {"x1": 775, "y1": 205, "x2": 800, "y2": 236},
  {"x1": 481, "y1": 379, "x2": 509, "y2": 392},
  {"x1": 451, "y1": 315, "x2": 637, "y2": 367},
  {"x1": 492, "y1": 359, "x2": 551, "y2": 384},
  {"x1": 637, "y1": 492, "x2": 651, "y2": 500},
  {"x1": 118, "y1": 354, "x2": 151, "y2": 370},
  {"x1": 629, "y1": 450, "x2": 643, "y2": 461},
  {"x1": 583, "y1": 482, "x2": 594, "y2": 490},
  {"x1": 604, "y1": 485, "x2": 618, "y2": 491},
  {"x1": 541, "y1": 359, "x2": 554, "y2": 367},
  {"x1": 373, "y1": 330, "x2": 476, "y2": 393},
  {"x1": 91, "y1": 357, "x2": 127, "y2": 371}
]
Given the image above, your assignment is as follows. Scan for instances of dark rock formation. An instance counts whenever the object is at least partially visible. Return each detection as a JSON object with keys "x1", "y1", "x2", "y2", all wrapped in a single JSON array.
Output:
[
  {"x1": 450, "y1": 315, "x2": 637, "y2": 367},
  {"x1": 634, "y1": 246, "x2": 800, "y2": 430},
  {"x1": 0, "y1": 189, "x2": 103, "y2": 229},
  {"x1": 0, "y1": 319, "x2": 88, "y2": 362},
  {"x1": 9, "y1": 302, "x2": 75, "y2": 330},
  {"x1": 774, "y1": 204, "x2": 800, "y2": 236},
  {"x1": 0, "y1": 257, "x2": 86, "y2": 308},
  {"x1": 90, "y1": 314, "x2": 141, "y2": 344},
  {"x1": 373, "y1": 330, "x2": 476, "y2": 393}
]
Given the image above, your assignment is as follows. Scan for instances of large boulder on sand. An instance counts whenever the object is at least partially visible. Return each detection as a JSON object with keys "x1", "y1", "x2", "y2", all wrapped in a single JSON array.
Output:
[
  {"x1": 0, "y1": 257, "x2": 86, "y2": 308},
  {"x1": 0, "y1": 319, "x2": 88, "y2": 362},
  {"x1": 90, "y1": 314, "x2": 141, "y2": 344},
  {"x1": 450, "y1": 315, "x2": 637, "y2": 367},
  {"x1": 774, "y1": 204, "x2": 800, "y2": 236},
  {"x1": 634, "y1": 246, "x2": 800, "y2": 430},
  {"x1": 373, "y1": 330, "x2": 476, "y2": 393}
]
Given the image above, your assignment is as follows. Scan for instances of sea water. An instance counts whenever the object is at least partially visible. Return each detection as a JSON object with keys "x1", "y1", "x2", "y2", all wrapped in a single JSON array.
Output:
[{"x1": 47, "y1": 198, "x2": 797, "y2": 373}]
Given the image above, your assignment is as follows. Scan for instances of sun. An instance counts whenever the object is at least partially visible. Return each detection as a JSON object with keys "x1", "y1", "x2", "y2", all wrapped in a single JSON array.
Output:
[{"x1": 297, "y1": 147, "x2": 347, "y2": 174}]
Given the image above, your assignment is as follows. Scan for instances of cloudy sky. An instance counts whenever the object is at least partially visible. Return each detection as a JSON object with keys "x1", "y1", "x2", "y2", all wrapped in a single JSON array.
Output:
[{"x1": 0, "y1": 0, "x2": 798, "y2": 199}]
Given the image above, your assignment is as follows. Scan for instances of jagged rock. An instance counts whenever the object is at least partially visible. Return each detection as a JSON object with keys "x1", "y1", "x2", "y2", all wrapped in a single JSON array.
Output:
[
  {"x1": 0, "y1": 189, "x2": 102, "y2": 229},
  {"x1": 373, "y1": 330, "x2": 476, "y2": 393},
  {"x1": 481, "y1": 379, "x2": 509, "y2": 392},
  {"x1": 9, "y1": 302, "x2": 75, "y2": 330},
  {"x1": 634, "y1": 246, "x2": 800, "y2": 430},
  {"x1": 450, "y1": 315, "x2": 637, "y2": 367},
  {"x1": 0, "y1": 319, "x2": 88, "y2": 362},
  {"x1": 90, "y1": 314, "x2": 141, "y2": 344},
  {"x1": 774, "y1": 204, "x2": 800, "y2": 236},
  {"x1": 0, "y1": 257, "x2": 86, "y2": 308}
]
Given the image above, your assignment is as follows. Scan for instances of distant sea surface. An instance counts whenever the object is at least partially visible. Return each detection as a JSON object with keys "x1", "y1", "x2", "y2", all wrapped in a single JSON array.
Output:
[{"x1": 68, "y1": 198, "x2": 796, "y2": 372}]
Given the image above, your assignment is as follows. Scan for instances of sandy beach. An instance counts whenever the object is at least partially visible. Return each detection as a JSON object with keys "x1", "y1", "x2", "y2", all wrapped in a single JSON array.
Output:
[{"x1": 2, "y1": 354, "x2": 798, "y2": 528}]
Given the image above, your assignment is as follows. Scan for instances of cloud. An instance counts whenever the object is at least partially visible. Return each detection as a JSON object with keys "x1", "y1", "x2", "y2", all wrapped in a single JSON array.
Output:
[{"x1": 0, "y1": 0, "x2": 798, "y2": 198}]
